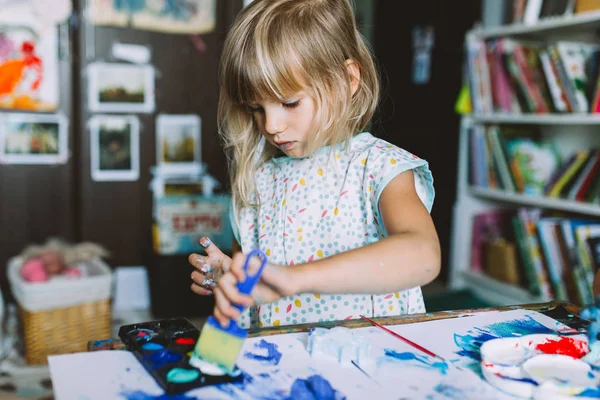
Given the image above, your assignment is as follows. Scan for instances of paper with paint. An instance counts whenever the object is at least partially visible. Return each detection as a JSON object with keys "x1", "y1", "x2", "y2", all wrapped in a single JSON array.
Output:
[
  {"x1": 49, "y1": 324, "x2": 512, "y2": 399},
  {"x1": 389, "y1": 309, "x2": 580, "y2": 375}
]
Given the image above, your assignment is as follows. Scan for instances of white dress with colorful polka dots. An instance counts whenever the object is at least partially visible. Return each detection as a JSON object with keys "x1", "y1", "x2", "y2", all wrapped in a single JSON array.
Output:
[{"x1": 232, "y1": 132, "x2": 435, "y2": 328}]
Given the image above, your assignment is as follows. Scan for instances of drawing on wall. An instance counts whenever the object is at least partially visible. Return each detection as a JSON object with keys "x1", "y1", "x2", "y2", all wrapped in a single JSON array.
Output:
[
  {"x1": 90, "y1": 115, "x2": 139, "y2": 181},
  {"x1": 0, "y1": 112, "x2": 67, "y2": 164},
  {"x1": 0, "y1": 11, "x2": 59, "y2": 111},
  {"x1": 156, "y1": 114, "x2": 201, "y2": 174},
  {"x1": 88, "y1": 0, "x2": 216, "y2": 34},
  {"x1": 88, "y1": 62, "x2": 155, "y2": 113}
]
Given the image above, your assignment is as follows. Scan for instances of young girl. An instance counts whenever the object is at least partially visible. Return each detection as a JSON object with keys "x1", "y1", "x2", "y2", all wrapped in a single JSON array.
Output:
[{"x1": 188, "y1": 0, "x2": 441, "y2": 329}]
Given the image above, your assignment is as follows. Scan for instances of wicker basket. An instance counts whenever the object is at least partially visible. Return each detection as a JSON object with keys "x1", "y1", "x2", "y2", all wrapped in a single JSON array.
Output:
[{"x1": 7, "y1": 257, "x2": 113, "y2": 365}]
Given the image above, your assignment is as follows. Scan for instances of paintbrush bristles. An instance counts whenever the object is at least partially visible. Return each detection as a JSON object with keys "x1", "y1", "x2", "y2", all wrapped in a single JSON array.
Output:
[{"x1": 192, "y1": 318, "x2": 245, "y2": 373}]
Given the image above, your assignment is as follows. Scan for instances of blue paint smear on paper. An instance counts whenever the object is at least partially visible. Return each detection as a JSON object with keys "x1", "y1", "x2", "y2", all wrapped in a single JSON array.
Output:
[
  {"x1": 244, "y1": 339, "x2": 283, "y2": 365},
  {"x1": 453, "y1": 315, "x2": 554, "y2": 374},
  {"x1": 287, "y1": 375, "x2": 346, "y2": 400},
  {"x1": 215, "y1": 372, "x2": 344, "y2": 400},
  {"x1": 579, "y1": 388, "x2": 600, "y2": 398},
  {"x1": 120, "y1": 390, "x2": 196, "y2": 400},
  {"x1": 434, "y1": 384, "x2": 466, "y2": 399},
  {"x1": 382, "y1": 349, "x2": 448, "y2": 375}
]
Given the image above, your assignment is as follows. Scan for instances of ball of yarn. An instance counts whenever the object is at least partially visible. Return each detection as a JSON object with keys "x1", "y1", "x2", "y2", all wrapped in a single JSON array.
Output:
[{"x1": 21, "y1": 258, "x2": 49, "y2": 282}]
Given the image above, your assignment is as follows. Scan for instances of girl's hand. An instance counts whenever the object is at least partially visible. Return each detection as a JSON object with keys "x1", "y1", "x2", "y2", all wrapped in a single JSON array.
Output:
[
  {"x1": 212, "y1": 252, "x2": 299, "y2": 327},
  {"x1": 188, "y1": 237, "x2": 232, "y2": 296}
]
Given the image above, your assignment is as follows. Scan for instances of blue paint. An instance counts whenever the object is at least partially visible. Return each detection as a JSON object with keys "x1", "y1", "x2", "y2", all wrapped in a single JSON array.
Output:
[
  {"x1": 141, "y1": 342, "x2": 164, "y2": 351},
  {"x1": 434, "y1": 384, "x2": 466, "y2": 400},
  {"x1": 579, "y1": 388, "x2": 600, "y2": 398},
  {"x1": 244, "y1": 339, "x2": 282, "y2": 365},
  {"x1": 287, "y1": 375, "x2": 346, "y2": 400},
  {"x1": 119, "y1": 390, "x2": 196, "y2": 400},
  {"x1": 143, "y1": 349, "x2": 182, "y2": 369},
  {"x1": 498, "y1": 375, "x2": 538, "y2": 385},
  {"x1": 589, "y1": 371, "x2": 595, "y2": 379},
  {"x1": 382, "y1": 349, "x2": 448, "y2": 375},
  {"x1": 453, "y1": 315, "x2": 554, "y2": 374}
]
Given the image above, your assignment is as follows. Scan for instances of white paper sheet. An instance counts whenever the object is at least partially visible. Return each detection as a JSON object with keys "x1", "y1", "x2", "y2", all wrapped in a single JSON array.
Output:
[{"x1": 49, "y1": 309, "x2": 572, "y2": 400}]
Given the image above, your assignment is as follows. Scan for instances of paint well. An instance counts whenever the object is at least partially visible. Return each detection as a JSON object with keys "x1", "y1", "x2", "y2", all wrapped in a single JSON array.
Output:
[
  {"x1": 174, "y1": 338, "x2": 195, "y2": 345},
  {"x1": 147, "y1": 350, "x2": 182, "y2": 369},
  {"x1": 120, "y1": 390, "x2": 196, "y2": 400},
  {"x1": 141, "y1": 342, "x2": 164, "y2": 351},
  {"x1": 166, "y1": 368, "x2": 200, "y2": 384}
]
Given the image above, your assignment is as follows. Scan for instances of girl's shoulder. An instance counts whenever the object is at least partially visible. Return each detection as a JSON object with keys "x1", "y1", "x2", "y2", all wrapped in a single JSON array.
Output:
[{"x1": 350, "y1": 132, "x2": 428, "y2": 166}]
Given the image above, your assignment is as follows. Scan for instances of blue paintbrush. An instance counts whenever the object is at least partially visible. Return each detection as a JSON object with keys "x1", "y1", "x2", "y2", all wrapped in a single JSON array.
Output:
[{"x1": 190, "y1": 249, "x2": 267, "y2": 374}]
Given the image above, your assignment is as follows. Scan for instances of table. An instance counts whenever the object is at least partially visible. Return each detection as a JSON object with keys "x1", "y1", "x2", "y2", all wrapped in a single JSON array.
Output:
[{"x1": 87, "y1": 300, "x2": 585, "y2": 352}]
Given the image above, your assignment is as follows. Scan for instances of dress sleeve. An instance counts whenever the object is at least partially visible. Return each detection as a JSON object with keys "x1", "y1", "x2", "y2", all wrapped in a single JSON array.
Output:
[{"x1": 365, "y1": 145, "x2": 435, "y2": 235}]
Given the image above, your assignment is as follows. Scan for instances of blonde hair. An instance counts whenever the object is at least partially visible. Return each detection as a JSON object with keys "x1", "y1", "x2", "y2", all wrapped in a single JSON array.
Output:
[{"x1": 218, "y1": 0, "x2": 380, "y2": 218}]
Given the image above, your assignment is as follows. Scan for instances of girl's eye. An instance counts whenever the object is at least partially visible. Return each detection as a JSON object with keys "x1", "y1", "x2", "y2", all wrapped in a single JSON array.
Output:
[{"x1": 283, "y1": 100, "x2": 300, "y2": 109}]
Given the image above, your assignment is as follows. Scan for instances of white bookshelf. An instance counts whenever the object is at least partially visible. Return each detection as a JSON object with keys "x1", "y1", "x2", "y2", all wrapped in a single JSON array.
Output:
[
  {"x1": 473, "y1": 114, "x2": 600, "y2": 125},
  {"x1": 462, "y1": 271, "x2": 547, "y2": 305},
  {"x1": 477, "y1": 9, "x2": 600, "y2": 39}
]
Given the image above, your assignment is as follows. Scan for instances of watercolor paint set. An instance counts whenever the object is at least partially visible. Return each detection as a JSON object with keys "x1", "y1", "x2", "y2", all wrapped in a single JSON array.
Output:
[{"x1": 118, "y1": 317, "x2": 243, "y2": 394}]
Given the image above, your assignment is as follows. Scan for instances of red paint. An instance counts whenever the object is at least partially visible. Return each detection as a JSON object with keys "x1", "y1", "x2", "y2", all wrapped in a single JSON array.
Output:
[
  {"x1": 175, "y1": 338, "x2": 195, "y2": 345},
  {"x1": 535, "y1": 337, "x2": 589, "y2": 359},
  {"x1": 484, "y1": 363, "x2": 494, "y2": 367}
]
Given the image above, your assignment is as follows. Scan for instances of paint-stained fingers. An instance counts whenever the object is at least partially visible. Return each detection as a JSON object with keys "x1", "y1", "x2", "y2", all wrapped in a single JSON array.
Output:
[
  {"x1": 199, "y1": 237, "x2": 231, "y2": 271},
  {"x1": 192, "y1": 254, "x2": 214, "y2": 274},
  {"x1": 213, "y1": 287, "x2": 241, "y2": 325},
  {"x1": 190, "y1": 282, "x2": 213, "y2": 296},
  {"x1": 191, "y1": 271, "x2": 216, "y2": 289},
  {"x1": 229, "y1": 253, "x2": 248, "y2": 282}
]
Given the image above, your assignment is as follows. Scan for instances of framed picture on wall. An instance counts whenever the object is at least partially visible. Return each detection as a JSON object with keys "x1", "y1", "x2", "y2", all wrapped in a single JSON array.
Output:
[
  {"x1": 0, "y1": 112, "x2": 68, "y2": 164},
  {"x1": 156, "y1": 114, "x2": 201, "y2": 174},
  {"x1": 90, "y1": 115, "x2": 140, "y2": 181},
  {"x1": 87, "y1": 62, "x2": 155, "y2": 113}
]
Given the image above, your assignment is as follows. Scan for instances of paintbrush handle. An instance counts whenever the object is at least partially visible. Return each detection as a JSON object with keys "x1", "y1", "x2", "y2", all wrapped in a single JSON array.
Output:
[
  {"x1": 360, "y1": 315, "x2": 438, "y2": 358},
  {"x1": 235, "y1": 249, "x2": 268, "y2": 311}
]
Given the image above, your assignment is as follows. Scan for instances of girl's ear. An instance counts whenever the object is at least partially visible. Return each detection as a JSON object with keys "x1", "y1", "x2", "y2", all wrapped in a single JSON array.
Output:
[{"x1": 345, "y1": 59, "x2": 361, "y2": 96}]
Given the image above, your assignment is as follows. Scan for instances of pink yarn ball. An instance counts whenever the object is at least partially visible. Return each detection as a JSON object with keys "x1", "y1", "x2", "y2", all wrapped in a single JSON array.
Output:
[{"x1": 21, "y1": 258, "x2": 49, "y2": 282}]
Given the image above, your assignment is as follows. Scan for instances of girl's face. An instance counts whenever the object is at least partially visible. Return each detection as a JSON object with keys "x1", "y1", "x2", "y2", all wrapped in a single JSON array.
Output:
[{"x1": 248, "y1": 91, "x2": 317, "y2": 158}]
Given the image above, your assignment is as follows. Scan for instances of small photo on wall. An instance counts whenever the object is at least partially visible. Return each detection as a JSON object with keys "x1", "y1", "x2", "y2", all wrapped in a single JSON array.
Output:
[
  {"x1": 90, "y1": 115, "x2": 140, "y2": 181},
  {"x1": 156, "y1": 114, "x2": 201, "y2": 174},
  {"x1": 0, "y1": 113, "x2": 68, "y2": 164},
  {"x1": 88, "y1": 62, "x2": 155, "y2": 113}
]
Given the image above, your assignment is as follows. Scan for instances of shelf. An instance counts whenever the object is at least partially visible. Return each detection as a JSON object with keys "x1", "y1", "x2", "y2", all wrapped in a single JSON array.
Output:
[
  {"x1": 462, "y1": 271, "x2": 546, "y2": 306},
  {"x1": 469, "y1": 187, "x2": 600, "y2": 216},
  {"x1": 477, "y1": 10, "x2": 600, "y2": 39},
  {"x1": 472, "y1": 114, "x2": 600, "y2": 125}
]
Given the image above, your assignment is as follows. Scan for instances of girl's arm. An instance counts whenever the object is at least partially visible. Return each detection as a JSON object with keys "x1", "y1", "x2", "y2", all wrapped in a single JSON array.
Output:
[{"x1": 291, "y1": 169, "x2": 441, "y2": 295}]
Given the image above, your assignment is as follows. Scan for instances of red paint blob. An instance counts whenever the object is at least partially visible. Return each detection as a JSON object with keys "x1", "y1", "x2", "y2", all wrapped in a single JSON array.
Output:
[
  {"x1": 175, "y1": 338, "x2": 195, "y2": 345},
  {"x1": 535, "y1": 337, "x2": 589, "y2": 359}
]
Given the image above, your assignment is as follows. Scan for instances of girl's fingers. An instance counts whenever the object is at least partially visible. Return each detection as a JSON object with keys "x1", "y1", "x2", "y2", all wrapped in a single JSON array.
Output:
[
  {"x1": 199, "y1": 237, "x2": 229, "y2": 271},
  {"x1": 190, "y1": 283, "x2": 213, "y2": 296},
  {"x1": 191, "y1": 271, "x2": 216, "y2": 289},
  {"x1": 229, "y1": 253, "x2": 248, "y2": 282},
  {"x1": 213, "y1": 287, "x2": 241, "y2": 322},
  {"x1": 218, "y1": 273, "x2": 253, "y2": 307},
  {"x1": 190, "y1": 254, "x2": 214, "y2": 274},
  {"x1": 213, "y1": 306, "x2": 230, "y2": 328}
]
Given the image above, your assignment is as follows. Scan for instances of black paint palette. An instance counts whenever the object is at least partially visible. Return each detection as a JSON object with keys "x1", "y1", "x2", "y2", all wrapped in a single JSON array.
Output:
[{"x1": 118, "y1": 317, "x2": 243, "y2": 394}]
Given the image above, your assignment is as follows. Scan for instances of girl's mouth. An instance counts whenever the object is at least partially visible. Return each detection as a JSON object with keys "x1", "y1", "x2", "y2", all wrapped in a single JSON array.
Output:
[{"x1": 278, "y1": 141, "x2": 296, "y2": 151}]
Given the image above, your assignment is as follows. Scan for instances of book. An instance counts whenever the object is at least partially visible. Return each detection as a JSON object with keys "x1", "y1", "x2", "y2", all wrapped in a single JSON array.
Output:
[
  {"x1": 539, "y1": 49, "x2": 570, "y2": 112},
  {"x1": 568, "y1": 150, "x2": 600, "y2": 200},
  {"x1": 512, "y1": 215, "x2": 543, "y2": 297},
  {"x1": 537, "y1": 218, "x2": 569, "y2": 301},
  {"x1": 547, "y1": 150, "x2": 590, "y2": 198},
  {"x1": 506, "y1": 135, "x2": 560, "y2": 196},
  {"x1": 540, "y1": 0, "x2": 575, "y2": 17},
  {"x1": 575, "y1": 0, "x2": 600, "y2": 14},
  {"x1": 575, "y1": 153, "x2": 600, "y2": 201},
  {"x1": 587, "y1": 236, "x2": 600, "y2": 273},
  {"x1": 488, "y1": 125, "x2": 516, "y2": 192},
  {"x1": 555, "y1": 41, "x2": 599, "y2": 113}
]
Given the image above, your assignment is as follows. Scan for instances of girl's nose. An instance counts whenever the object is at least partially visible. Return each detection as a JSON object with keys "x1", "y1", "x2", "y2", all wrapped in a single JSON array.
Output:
[{"x1": 264, "y1": 113, "x2": 286, "y2": 135}]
